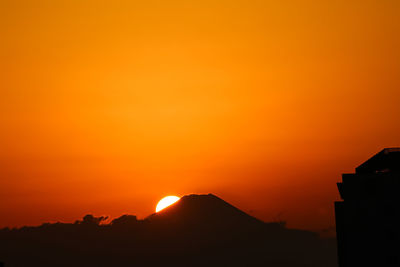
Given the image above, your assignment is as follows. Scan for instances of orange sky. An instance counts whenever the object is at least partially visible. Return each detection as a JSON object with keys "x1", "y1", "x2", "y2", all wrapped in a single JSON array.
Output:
[{"x1": 1, "y1": 0, "x2": 399, "y2": 231}]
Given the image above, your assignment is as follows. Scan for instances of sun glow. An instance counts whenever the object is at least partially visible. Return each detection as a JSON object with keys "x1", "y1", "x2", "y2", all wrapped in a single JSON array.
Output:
[{"x1": 156, "y1": 196, "x2": 180, "y2": 213}]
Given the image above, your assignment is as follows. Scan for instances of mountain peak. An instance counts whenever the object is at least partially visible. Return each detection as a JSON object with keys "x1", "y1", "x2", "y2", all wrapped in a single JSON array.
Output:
[{"x1": 148, "y1": 194, "x2": 264, "y2": 230}]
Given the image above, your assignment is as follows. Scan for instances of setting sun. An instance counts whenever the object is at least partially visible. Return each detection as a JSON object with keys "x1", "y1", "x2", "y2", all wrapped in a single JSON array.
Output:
[{"x1": 156, "y1": 196, "x2": 180, "y2": 213}]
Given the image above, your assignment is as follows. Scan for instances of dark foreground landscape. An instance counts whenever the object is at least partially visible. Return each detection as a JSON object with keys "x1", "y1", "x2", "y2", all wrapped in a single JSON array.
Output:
[{"x1": 0, "y1": 194, "x2": 337, "y2": 267}]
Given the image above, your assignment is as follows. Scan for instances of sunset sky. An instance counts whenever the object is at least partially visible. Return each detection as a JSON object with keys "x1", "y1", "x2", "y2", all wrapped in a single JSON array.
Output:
[{"x1": 1, "y1": 0, "x2": 399, "y2": 231}]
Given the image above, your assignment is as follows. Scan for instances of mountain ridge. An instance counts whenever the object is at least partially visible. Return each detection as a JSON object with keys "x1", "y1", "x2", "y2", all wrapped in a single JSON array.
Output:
[
  {"x1": 147, "y1": 194, "x2": 265, "y2": 228},
  {"x1": 0, "y1": 193, "x2": 337, "y2": 267}
]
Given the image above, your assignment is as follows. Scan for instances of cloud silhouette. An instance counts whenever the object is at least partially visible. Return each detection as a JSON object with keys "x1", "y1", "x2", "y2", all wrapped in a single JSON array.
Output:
[{"x1": 75, "y1": 214, "x2": 109, "y2": 225}]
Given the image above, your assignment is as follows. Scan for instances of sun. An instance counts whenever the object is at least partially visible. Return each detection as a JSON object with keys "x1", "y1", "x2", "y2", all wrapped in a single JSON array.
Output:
[{"x1": 156, "y1": 196, "x2": 180, "y2": 212}]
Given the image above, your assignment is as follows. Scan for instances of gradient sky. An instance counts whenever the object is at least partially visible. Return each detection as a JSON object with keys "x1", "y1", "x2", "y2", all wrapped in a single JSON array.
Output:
[{"x1": 1, "y1": 0, "x2": 399, "y2": 231}]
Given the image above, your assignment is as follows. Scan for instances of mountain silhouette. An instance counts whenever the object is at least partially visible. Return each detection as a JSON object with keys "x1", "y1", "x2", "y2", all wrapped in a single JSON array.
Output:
[
  {"x1": 148, "y1": 194, "x2": 264, "y2": 228},
  {"x1": 0, "y1": 194, "x2": 337, "y2": 267}
]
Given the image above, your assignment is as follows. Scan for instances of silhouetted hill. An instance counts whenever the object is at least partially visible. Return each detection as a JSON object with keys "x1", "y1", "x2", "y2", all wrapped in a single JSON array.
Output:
[
  {"x1": 148, "y1": 194, "x2": 264, "y2": 228},
  {"x1": 0, "y1": 194, "x2": 337, "y2": 267}
]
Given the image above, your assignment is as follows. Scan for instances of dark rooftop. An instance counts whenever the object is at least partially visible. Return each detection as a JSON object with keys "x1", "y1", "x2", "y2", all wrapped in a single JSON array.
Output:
[{"x1": 356, "y1": 148, "x2": 400, "y2": 174}]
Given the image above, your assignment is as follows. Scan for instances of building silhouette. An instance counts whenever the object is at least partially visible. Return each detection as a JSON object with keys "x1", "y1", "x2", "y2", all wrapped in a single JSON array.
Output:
[{"x1": 335, "y1": 148, "x2": 400, "y2": 267}]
